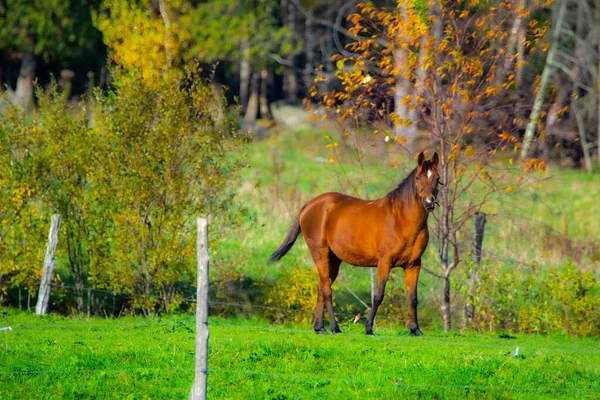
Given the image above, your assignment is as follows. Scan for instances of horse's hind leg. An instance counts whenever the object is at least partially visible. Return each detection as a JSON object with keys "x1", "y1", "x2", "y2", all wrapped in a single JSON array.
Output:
[
  {"x1": 325, "y1": 251, "x2": 342, "y2": 333},
  {"x1": 310, "y1": 247, "x2": 342, "y2": 334},
  {"x1": 313, "y1": 280, "x2": 326, "y2": 334}
]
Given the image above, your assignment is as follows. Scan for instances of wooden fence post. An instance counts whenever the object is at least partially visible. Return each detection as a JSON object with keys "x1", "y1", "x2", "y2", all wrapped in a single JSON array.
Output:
[
  {"x1": 465, "y1": 212, "x2": 486, "y2": 326},
  {"x1": 190, "y1": 217, "x2": 209, "y2": 400},
  {"x1": 473, "y1": 212, "x2": 486, "y2": 266},
  {"x1": 35, "y1": 214, "x2": 62, "y2": 316}
]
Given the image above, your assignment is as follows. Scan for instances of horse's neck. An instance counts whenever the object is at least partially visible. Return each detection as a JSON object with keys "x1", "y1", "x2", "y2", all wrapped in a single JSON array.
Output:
[{"x1": 391, "y1": 194, "x2": 428, "y2": 226}]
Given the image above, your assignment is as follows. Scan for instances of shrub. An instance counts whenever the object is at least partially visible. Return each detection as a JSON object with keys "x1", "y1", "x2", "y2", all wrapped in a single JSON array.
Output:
[
  {"x1": 0, "y1": 65, "x2": 247, "y2": 316},
  {"x1": 265, "y1": 265, "x2": 317, "y2": 325},
  {"x1": 467, "y1": 259, "x2": 600, "y2": 336}
]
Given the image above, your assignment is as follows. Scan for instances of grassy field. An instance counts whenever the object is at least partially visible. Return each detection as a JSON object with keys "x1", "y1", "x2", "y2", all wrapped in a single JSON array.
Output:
[
  {"x1": 1, "y1": 310, "x2": 599, "y2": 399},
  {"x1": 2, "y1": 128, "x2": 599, "y2": 399}
]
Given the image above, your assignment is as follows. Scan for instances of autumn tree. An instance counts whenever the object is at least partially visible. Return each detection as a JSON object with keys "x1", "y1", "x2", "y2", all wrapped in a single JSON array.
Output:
[
  {"x1": 91, "y1": 65, "x2": 245, "y2": 315},
  {"x1": 310, "y1": 0, "x2": 551, "y2": 331},
  {"x1": 94, "y1": 0, "x2": 190, "y2": 85}
]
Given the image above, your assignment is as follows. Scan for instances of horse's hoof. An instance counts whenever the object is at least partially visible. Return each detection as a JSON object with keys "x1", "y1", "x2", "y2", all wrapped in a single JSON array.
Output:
[
  {"x1": 366, "y1": 330, "x2": 374, "y2": 336},
  {"x1": 410, "y1": 327, "x2": 424, "y2": 336},
  {"x1": 331, "y1": 326, "x2": 342, "y2": 334},
  {"x1": 314, "y1": 328, "x2": 329, "y2": 335}
]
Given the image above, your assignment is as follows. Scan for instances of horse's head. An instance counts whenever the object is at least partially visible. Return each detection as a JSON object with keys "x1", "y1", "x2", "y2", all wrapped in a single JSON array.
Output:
[{"x1": 415, "y1": 151, "x2": 440, "y2": 212}]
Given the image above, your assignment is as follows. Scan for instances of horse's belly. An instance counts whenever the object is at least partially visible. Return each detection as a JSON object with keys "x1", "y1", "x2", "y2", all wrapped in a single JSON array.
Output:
[
  {"x1": 328, "y1": 226, "x2": 381, "y2": 267},
  {"x1": 330, "y1": 243, "x2": 378, "y2": 267},
  {"x1": 331, "y1": 246, "x2": 377, "y2": 267}
]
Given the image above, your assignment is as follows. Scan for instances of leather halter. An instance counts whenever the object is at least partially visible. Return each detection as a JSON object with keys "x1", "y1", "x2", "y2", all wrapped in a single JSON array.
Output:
[{"x1": 417, "y1": 184, "x2": 439, "y2": 196}]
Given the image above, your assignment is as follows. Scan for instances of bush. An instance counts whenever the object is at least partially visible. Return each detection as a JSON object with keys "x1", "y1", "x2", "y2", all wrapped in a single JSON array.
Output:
[
  {"x1": 467, "y1": 259, "x2": 600, "y2": 336},
  {"x1": 264, "y1": 265, "x2": 317, "y2": 325},
  {"x1": 0, "y1": 65, "x2": 247, "y2": 316}
]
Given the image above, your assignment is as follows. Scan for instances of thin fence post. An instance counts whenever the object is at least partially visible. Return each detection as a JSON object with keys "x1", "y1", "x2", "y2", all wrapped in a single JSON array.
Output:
[
  {"x1": 35, "y1": 214, "x2": 62, "y2": 316},
  {"x1": 465, "y1": 212, "x2": 486, "y2": 327},
  {"x1": 474, "y1": 212, "x2": 486, "y2": 266},
  {"x1": 190, "y1": 217, "x2": 209, "y2": 400}
]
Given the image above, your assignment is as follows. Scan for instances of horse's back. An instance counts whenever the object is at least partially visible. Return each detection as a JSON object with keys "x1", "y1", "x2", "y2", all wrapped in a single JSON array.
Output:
[
  {"x1": 299, "y1": 192, "x2": 388, "y2": 266},
  {"x1": 298, "y1": 192, "x2": 353, "y2": 244}
]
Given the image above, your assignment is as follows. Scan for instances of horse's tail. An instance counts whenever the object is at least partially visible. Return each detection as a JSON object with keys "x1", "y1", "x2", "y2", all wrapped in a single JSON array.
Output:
[{"x1": 268, "y1": 204, "x2": 306, "y2": 264}]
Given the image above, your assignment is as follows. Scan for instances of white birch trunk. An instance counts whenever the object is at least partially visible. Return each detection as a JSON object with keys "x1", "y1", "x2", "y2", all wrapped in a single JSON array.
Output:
[{"x1": 520, "y1": 0, "x2": 567, "y2": 159}]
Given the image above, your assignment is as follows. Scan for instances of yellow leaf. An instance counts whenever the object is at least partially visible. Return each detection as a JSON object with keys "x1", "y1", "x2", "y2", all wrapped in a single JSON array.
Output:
[
  {"x1": 506, "y1": 186, "x2": 514, "y2": 193},
  {"x1": 328, "y1": 155, "x2": 335, "y2": 163}
]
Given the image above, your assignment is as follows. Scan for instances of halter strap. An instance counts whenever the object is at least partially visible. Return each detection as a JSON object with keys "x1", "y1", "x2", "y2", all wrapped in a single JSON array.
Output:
[{"x1": 417, "y1": 185, "x2": 438, "y2": 195}]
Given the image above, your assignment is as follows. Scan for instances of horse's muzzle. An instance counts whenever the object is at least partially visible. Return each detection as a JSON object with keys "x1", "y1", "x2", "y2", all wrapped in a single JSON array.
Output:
[{"x1": 423, "y1": 197, "x2": 436, "y2": 211}]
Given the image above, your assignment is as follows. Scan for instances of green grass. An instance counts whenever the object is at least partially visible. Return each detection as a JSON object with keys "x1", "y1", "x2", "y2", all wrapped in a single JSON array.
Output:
[{"x1": 1, "y1": 310, "x2": 599, "y2": 399}]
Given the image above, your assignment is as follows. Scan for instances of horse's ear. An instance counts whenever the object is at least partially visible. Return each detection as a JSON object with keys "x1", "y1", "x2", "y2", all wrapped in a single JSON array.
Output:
[
  {"x1": 432, "y1": 152, "x2": 439, "y2": 167},
  {"x1": 417, "y1": 151, "x2": 425, "y2": 166}
]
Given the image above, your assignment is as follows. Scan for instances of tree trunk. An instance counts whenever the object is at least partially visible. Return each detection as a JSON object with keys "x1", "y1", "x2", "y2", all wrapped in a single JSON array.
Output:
[
  {"x1": 392, "y1": 2, "x2": 417, "y2": 141},
  {"x1": 303, "y1": 10, "x2": 315, "y2": 90},
  {"x1": 501, "y1": 0, "x2": 526, "y2": 84},
  {"x1": 516, "y1": 22, "x2": 526, "y2": 86},
  {"x1": 59, "y1": 69, "x2": 75, "y2": 100},
  {"x1": 74, "y1": 273, "x2": 86, "y2": 314},
  {"x1": 546, "y1": 84, "x2": 568, "y2": 129},
  {"x1": 284, "y1": 0, "x2": 299, "y2": 102},
  {"x1": 441, "y1": 275, "x2": 451, "y2": 331},
  {"x1": 438, "y1": 147, "x2": 452, "y2": 332},
  {"x1": 393, "y1": 45, "x2": 415, "y2": 141},
  {"x1": 259, "y1": 68, "x2": 272, "y2": 120},
  {"x1": 573, "y1": 1, "x2": 593, "y2": 172},
  {"x1": 244, "y1": 71, "x2": 259, "y2": 124},
  {"x1": 158, "y1": 0, "x2": 172, "y2": 67},
  {"x1": 211, "y1": 78, "x2": 225, "y2": 126},
  {"x1": 240, "y1": 42, "x2": 251, "y2": 110},
  {"x1": 409, "y1": 35, "x2": 429, "y2": 139},
  {"x1": 574, "y1": 104, "x2": 593, "y2": 171},
  {"x1": 15, "y1": 49, "x2": 36, "y2": 112},
  {"x1": 520, "y1": 0, "x2": 567, "y2": 159}
]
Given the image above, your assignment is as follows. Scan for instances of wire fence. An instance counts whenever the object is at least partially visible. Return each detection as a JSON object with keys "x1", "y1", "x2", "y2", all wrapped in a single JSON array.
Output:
[
  {"x1": 4, "y1": 315, "x2": 600, "y2": 356},
  {"x1": 45, "y1": 282, "x2": 439, "y2": 325}
]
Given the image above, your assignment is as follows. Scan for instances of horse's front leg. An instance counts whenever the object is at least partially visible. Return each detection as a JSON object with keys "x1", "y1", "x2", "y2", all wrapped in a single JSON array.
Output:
[
  {"x1": 404, "y1": 259, "x2": 423, "y2": 336},
  {"x1": 365, "y1": 259, "x2": 392, "y2": 335}
]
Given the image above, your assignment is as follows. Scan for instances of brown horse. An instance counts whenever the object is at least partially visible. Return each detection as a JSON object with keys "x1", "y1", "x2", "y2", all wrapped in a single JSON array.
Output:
[{"x1": 269, "y1": 152, "x2": 440, "y2": 336}]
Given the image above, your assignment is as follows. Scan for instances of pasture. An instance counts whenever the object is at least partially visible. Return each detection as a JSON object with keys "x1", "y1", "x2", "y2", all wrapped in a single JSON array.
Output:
[
  {"x1": 1, "y1": 311, "x2": 599, "y2": 399},
  {"x1": 2, "y1": 128, "x2": 600, "y2": 399}
]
